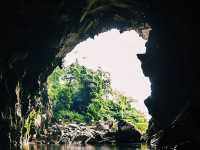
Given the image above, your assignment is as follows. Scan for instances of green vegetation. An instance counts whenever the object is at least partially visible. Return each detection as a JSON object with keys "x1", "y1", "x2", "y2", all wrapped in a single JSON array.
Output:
[
  {"x1": 47, "y1": 63, "x2": 148, "y2": 133},
  {"x1": 22, "y1": 109, "x2": 41, "y2": 143}
]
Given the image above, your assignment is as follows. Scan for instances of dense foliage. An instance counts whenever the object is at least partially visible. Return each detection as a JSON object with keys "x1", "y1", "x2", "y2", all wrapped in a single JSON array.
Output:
[{"x1": 47, "y1": 63, "x2": 148, "y2": 133}]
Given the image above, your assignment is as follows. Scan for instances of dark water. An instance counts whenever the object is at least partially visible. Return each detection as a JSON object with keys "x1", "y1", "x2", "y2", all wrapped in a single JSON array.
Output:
[{"x1": 25, "y1": 143, "x2": 149, "y2": 150}]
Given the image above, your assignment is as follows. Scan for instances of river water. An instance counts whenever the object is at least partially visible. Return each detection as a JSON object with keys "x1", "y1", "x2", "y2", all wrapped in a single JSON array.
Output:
[{"x1": 26, "y1": 143, "x2": 150, "y2": 150}]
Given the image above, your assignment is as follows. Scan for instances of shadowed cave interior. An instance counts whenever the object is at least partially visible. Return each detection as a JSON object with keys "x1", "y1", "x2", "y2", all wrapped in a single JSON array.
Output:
[{"x1": 1, "y1": 0, "x2": 200, "y2": 149}]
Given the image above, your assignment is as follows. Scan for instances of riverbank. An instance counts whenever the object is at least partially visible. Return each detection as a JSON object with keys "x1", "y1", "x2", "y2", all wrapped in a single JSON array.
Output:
[{"x1": 29, "y1": 120, "x2": 145, "y2": 145}]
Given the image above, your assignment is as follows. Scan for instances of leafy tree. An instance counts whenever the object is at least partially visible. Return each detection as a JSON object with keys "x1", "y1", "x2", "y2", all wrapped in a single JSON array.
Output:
[
  {"x1": 47, "y1": 63, "x2": 111, "y2": 118},
  {"x1": 47, "y1": 63, "x2": 148, "y2": 133}
]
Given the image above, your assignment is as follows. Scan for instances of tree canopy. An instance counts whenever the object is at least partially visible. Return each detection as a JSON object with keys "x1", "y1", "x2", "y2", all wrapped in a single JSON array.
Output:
[{"x1": 47, "y1": 63, "x2": 148, "y2": 133}]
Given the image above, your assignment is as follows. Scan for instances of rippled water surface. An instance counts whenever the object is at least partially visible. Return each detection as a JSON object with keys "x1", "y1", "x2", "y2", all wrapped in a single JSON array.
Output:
[{"x1": 26, "y1": 143, "x2": 149, "y2": 150}]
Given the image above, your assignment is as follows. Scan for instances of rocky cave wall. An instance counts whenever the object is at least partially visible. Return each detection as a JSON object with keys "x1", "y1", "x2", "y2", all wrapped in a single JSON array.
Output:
[{"x1": 0, "y1": 0, "x2": 200, "y2": 149}]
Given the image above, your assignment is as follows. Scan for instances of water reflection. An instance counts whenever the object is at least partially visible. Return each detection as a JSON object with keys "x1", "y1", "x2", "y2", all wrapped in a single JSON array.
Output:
[{"x1": 25, "y1": 143, "x2": 149, "y2": 150}]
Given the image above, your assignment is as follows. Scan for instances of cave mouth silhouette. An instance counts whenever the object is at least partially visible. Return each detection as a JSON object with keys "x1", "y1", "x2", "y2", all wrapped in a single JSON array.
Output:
[
  {"x1": 46, "y1": 29, "x2": 151, "y2": 142},
  {"x1": 1, "y1": 0, "x2": 198, "y2": 149},
  {"x1": 61, "y1": 28, "x2": 151, "y2": 120}
]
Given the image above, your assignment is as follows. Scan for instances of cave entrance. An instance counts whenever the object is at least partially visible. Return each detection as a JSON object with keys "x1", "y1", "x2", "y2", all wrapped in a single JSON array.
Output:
[
  {"x1": 46, "y1": 29, "x2": 151, "y2": 143},
  {"x1": 63, "y1": 29, "x2": 151, "y2": 119}
]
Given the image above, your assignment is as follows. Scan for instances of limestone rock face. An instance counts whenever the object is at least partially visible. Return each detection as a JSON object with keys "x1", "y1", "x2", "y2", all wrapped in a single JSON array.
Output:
[
  {"x1": 1, "y1": 0, "x2": 200, "y2": 149},
  {"x1": 34, "y1": 122, "x2": 117, "y2": 145},
  {"x1": 116, "y1": 120, "x2": 141, "y2": 143}
]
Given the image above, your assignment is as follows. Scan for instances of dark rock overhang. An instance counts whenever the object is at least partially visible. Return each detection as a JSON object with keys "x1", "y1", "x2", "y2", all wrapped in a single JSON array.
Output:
[{"x1": 0, "y1": 0, "x2": 200, "y2": 149}]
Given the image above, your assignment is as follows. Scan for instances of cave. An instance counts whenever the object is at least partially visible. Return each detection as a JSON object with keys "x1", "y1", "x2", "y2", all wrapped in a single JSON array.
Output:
[{"x1": 1, "y1": 0, "x2": 200, "y2": 149}]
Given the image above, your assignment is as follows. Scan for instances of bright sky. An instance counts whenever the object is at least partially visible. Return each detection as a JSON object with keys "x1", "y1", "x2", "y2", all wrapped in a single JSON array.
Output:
[{"x1": 63, "y1": 29, "x2": 151, "y2": 119}]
